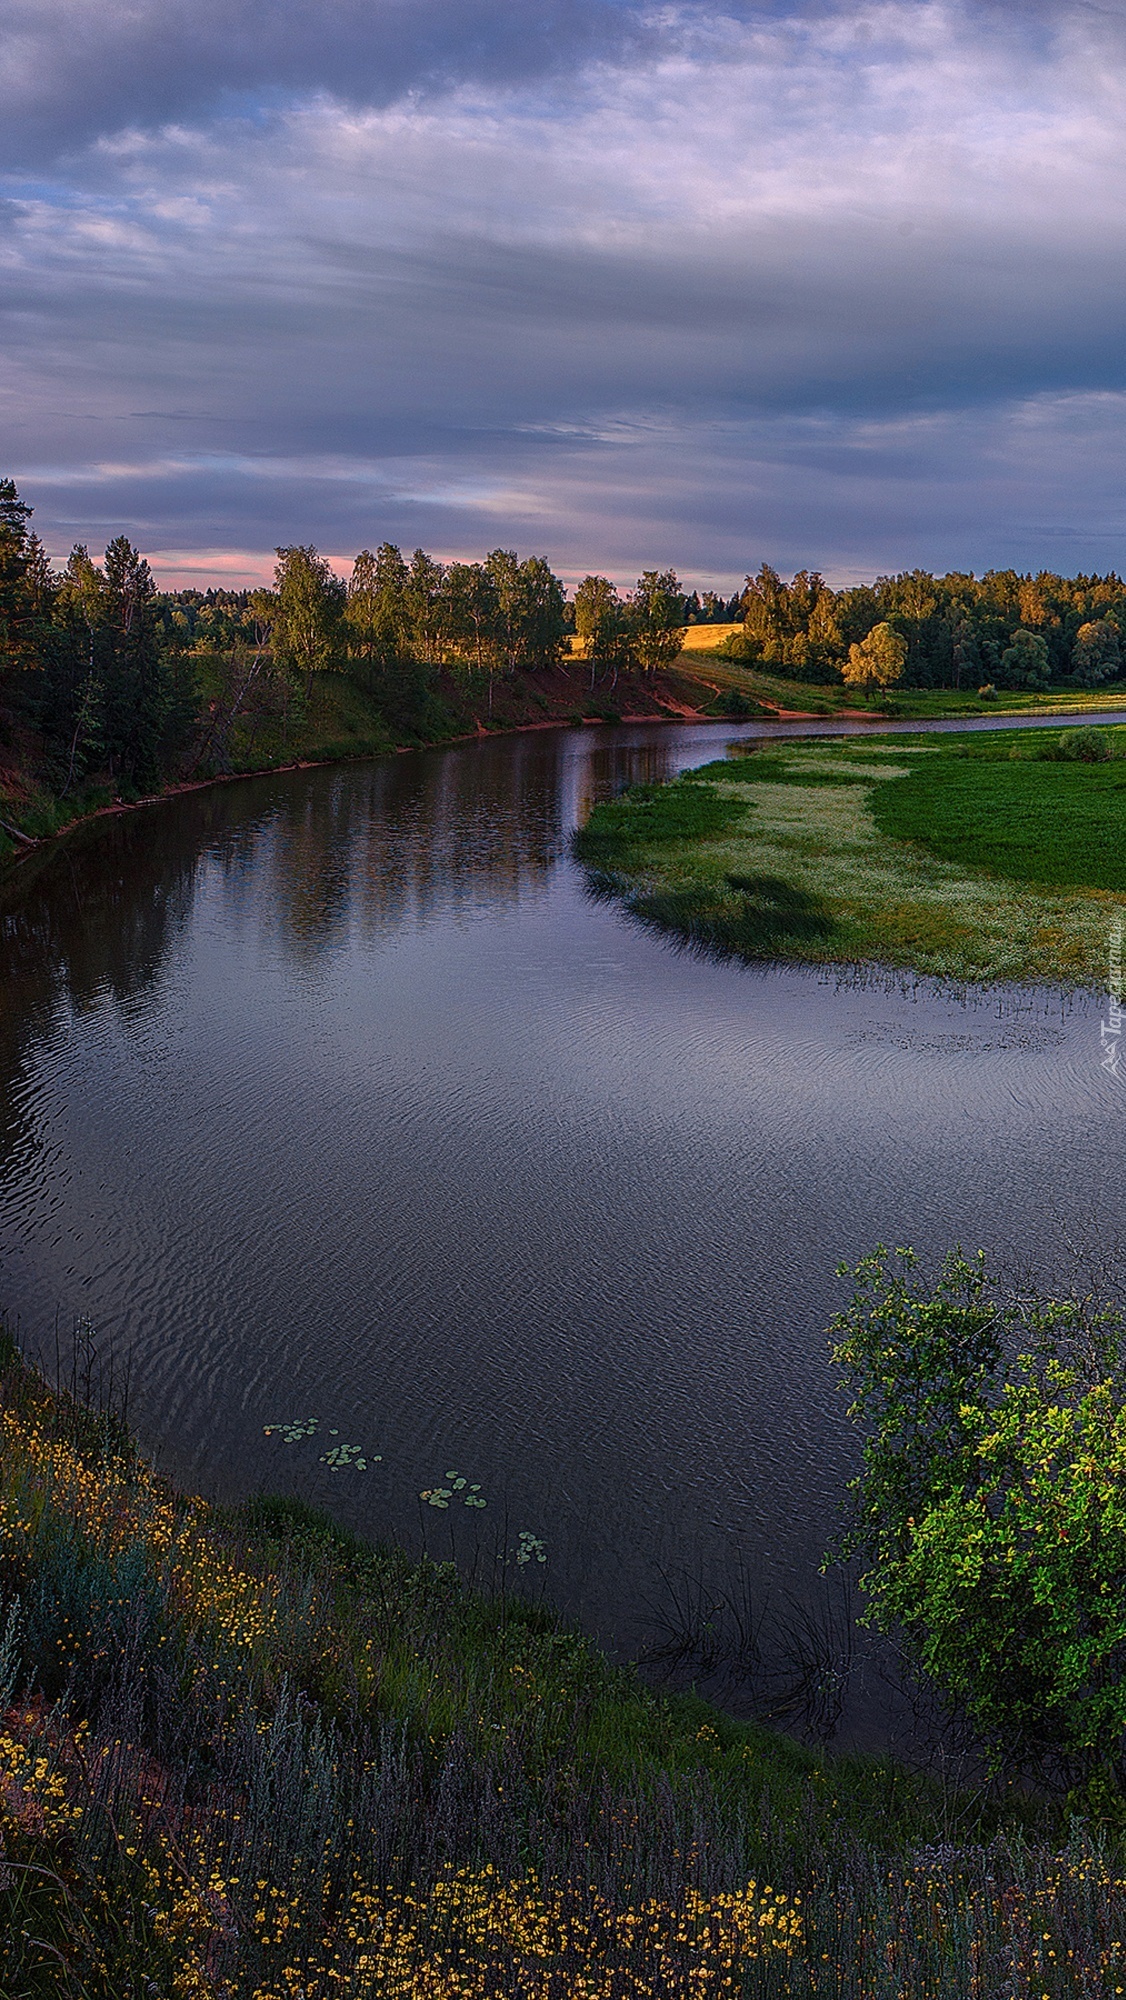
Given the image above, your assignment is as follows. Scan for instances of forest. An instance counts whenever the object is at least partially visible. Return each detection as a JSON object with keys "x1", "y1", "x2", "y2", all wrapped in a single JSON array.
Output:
[
  {"x1": 732, "y1": 562, "x2": 1126, "y2": 688},
  {"x1": 0, "y1": 478, "x2": 721, "y2": 803}
]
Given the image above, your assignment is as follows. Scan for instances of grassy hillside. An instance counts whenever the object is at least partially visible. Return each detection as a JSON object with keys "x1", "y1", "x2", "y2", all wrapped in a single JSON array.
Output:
[
  {"x1": 2, "y1": 1333, "x2": 1125, "y2": 1996},
  {"x1": 0, "y1": 654, "x2": 744, "y2": 864},
  {"x1": 574, "y1": 724, "x2": 1126, "y2": 986},
  {"x1": 672, "y1": 647, "x2": 1126, "y2": 724}
]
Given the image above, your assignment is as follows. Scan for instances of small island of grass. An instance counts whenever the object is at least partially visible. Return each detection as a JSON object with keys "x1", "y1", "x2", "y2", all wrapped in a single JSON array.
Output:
[{"x1": 575, "y1": 724, "x2": 1126, "y2": 986}]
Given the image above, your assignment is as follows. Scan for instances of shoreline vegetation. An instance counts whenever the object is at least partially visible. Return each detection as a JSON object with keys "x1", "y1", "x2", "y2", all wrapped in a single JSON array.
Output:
[
  {"x1": 575, "y1": 723, "x2": 1126, "y2": 988},
  {"x1": 8, "y1": 475, "x2": 1126, "y2": 866},
  {"x1": 10, "y1": 675, "x2": 1126, "y2": 877},
  {"x1": 3, "y1": 1326, "x2": 1126, "y2": 1997}
]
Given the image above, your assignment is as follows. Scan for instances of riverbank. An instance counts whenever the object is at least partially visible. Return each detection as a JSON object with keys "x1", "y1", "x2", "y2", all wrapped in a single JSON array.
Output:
[
  {"x1": 7, "y1": 646, "x2": 1126, "y2": 872},
  {"x1": 0, "y1": 654, "x2": 761, "y2": 868},
  {"x1": 671, "y1": 637, "x2": 1126, "y2": 725},
  {"x1": 2, "y1": 1333, "x2": 1122, "y2": 1998},
  {"x1": 575, "y1": 723, "x2": 1126, "y2": 987}
]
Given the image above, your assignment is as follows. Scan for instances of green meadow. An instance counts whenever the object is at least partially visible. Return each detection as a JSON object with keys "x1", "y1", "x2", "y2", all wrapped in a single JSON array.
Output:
[{"x1": 575, "y1": 724, "x2": 1126, "y2": 986}]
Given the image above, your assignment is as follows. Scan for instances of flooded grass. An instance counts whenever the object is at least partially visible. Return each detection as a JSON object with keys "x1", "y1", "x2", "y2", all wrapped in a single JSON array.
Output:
[{"x1": 575, "y1": 728, "x2": 1126, "y2": 985}]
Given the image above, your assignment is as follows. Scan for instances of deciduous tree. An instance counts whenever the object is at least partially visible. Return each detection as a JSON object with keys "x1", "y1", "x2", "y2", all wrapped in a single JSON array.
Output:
[
  {"x1": 630, "y1": 569, "x2": 686, "y2": 682},
  {"x1": 484, "y1": 550, "x2": 566, "y2": 676},
  {"x1": 406, "y1": 550, "x2": 446, "y2": 666},
  {"x1": 842, "y1": 621, "x2": 906, "y2": 693},
  {"x1": 273, "y1": 545, "x2": 345, "y2": 695},
  {"x1": 574, "y1": 575, "x2": 632, "y2": 691},
  {"x1": 1072, "y1": 619, "x2": 1121, "y2": 688},
  {"x1": 999, "y1": 625, "x2": 1051, "y2": 690},
  {"x1": 442, "y1": 562, "x2": 500, "y2": 707},
  {"x1": 347, "y1": 544, "x2": 412, "y2": 665}
]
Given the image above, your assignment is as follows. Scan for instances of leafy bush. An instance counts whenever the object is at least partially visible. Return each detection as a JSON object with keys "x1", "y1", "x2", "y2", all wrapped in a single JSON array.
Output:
[
  {"x1": 1057, "y1": 726, "x2": 1112, "y2": 762},
  {"x1": 7, "y1": 1336, "x2": 1126, "y2": 1992},
  {"x1": 1009, "y1": 729, "x2": 1115, "y2": 764},
  {"x1": 714, "y1": 687, "x2": 758, "y2": 717},
  {"x1": 830, "y1": 1247, "x2": 1126, "y2": 1786}
]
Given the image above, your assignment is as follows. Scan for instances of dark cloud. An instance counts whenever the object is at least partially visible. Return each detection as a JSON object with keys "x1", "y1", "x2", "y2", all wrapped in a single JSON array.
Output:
[
  {"x1": 6, "y1": 209, "x2": 1123, "y2": 446},
  {"x1": 20, "y1": 391, "x2": 1126, "y2": 590},
  {"x1": 5, "y1": 0, "x2": 1105, "y2": 168},
  {"x1": 2, "y1": 0, "x2": 643, "y2": 167}
]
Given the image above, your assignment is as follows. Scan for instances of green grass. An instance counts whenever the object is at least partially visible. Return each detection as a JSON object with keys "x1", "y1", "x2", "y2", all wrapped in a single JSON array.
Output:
[
  {"x1": 576, "y1": 725, "x2": 1126, "y2": 986},
  {"x1": 672, "y1": 650, "x2": 1126, "y2": 725},
  {"x1": 873, "y1": 752, "x2": 1126, "y2": 890},
  {"x1": 572, "y1": 775, "x2": 749, "y2": 860},
  {"x1": 0, "y1": 1346, "x2": 985, "y2": 1996},
  {"x1": 675, "y1": 654, "x2": 842, "y2": 716}
]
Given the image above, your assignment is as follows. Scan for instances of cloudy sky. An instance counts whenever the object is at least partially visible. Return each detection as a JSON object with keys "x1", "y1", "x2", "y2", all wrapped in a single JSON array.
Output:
[{"x1": 2, "y1": 0, "x2": 1125, "y2": 588}]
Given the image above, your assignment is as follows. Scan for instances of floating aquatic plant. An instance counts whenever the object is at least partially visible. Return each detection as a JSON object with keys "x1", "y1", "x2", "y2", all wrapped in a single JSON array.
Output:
[
  {"x1": 263, "y1": 1417, "x2": 320, "y2": 1442},
  {"x1": 420, "y1": 1472, "x2": 486, "y2": 1509},
  {"x1": 264, "y1": 1419, "x2": 379, "y2": 1470},
  {"x1": 515, "y1": 1530, "x2": 547, "y2": 1567},
  {"x1": 320, "y1": 1440, "x2": 377, "y2": 1472}
]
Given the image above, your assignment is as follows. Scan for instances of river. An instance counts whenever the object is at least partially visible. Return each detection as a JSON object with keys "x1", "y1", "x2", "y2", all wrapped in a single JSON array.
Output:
[{"x1": 0, "y1": 714, "x2": 1121, "y2": 1739}]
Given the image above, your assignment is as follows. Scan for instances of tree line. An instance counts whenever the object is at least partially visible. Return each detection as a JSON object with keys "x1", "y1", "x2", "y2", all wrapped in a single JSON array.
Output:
[
  {"x1": 185, "y1": 547, "x2": 702, "y2": 699},
  {"x1": 735, "y1": 561, "x2": 1126, "y2": 690},
  {"x1": 0, "y1": 483, "x2": 198, "y2": 798},
  {"x1": 0, "y1": 478, "x2": 713, "y2": 795}
]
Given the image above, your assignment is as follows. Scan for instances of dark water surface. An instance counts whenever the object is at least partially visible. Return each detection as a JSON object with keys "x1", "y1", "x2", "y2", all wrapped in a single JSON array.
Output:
[{"x1": 0, "y1": 718, "x2": 1122, "y2": 1721}]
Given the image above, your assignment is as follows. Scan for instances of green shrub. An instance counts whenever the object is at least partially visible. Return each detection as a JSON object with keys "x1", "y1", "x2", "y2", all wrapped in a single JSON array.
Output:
[
  {"x1": 1057, "y1": 726, "x2": 1112, "y2": 762},
  {"x1": 714, "y1": 687, "x2": 758, "y2": 717},
  {"x1": 830, "y1": 1247, "x2": 1126, "y2": 1786}
]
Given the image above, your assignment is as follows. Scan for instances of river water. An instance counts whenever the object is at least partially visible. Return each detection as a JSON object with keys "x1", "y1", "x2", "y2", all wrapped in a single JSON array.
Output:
[{"x1": 0, "y1": 715, "x2": 1122, "y2": 1733}]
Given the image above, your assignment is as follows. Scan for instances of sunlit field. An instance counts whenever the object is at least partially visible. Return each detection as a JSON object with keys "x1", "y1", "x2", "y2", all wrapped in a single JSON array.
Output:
[{"x1": 677, "y1": 624, "x2": 746, "y2": 652}]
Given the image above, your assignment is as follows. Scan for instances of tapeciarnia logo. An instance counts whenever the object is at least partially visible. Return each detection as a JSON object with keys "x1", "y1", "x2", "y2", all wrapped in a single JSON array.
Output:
[{"x1": 1101, "y1": 919, "x2": 1124, "y2": 1077}]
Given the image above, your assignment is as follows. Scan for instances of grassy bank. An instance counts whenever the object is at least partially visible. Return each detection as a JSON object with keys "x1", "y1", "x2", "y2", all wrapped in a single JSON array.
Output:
[
  {"x1": 3, "y1": 1335, "x2": 1125, "y2": 1996},
  {"x1": 575, "y1": 724, "x2": 1126, "y2": 986},
  {"x1": 673, "y1": 645, "x2": 1126, "y2": 725}
]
